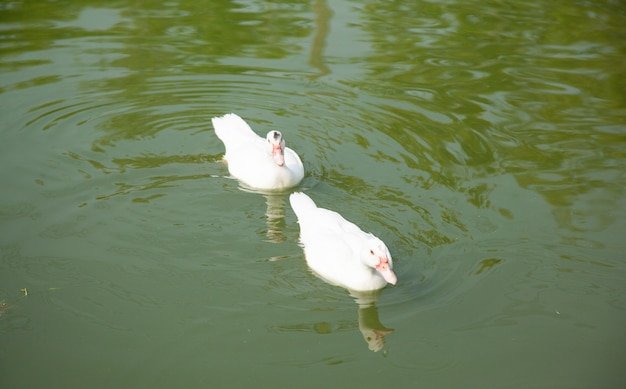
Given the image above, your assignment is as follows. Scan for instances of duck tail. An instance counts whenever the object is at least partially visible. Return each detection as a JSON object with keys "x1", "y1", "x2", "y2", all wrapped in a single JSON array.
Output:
[
  {"x1": 211, "y1": 113, "x2": 256, "y2": 144},
  {"x1": 289, "y1": 192, "x2": 317, "y2": 218}
]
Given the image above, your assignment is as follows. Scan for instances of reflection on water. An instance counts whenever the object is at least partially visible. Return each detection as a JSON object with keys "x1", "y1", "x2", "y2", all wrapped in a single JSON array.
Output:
[
  {"x1": 350, "y1": 290, "x2": 394, "y2": 352},
  {"x1": 264, "y1": 194, "x2": 287, "y2": 243},
  {"x1": 273, "y1": 288, "x2": 394, "y2": 353},
  {"x1": 309, "y1": 0, "x2": 332, "y2": 79},
  {"x1": 358, "y1": 305, "x2": 394, "y2": 353}
]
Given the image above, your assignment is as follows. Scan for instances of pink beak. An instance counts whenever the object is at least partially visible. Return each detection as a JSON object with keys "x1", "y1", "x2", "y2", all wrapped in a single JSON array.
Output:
[
  {"x1": 272, "y1": 144, "x2": 285, "y2": 167},
  {"x1": 376, "y1": 257, "x2": 397, "y2": 285}
]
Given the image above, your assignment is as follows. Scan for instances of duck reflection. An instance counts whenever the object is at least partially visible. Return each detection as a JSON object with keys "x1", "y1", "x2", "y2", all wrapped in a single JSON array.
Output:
[
  {"x1": 272, "y1": 289, "x2": 394, "y2": 353},
  {"x1": 264, "y1": 194, "x2": 287, "y2": 244},
  {"x1": 350, "y1": 290, "x2": 394, "y2": 352}
]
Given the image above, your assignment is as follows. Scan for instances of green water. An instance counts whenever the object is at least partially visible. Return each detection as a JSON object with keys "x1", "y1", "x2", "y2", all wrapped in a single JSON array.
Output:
[{"x1": 1, "y1": 0, "x2": 625, "y2": 387}]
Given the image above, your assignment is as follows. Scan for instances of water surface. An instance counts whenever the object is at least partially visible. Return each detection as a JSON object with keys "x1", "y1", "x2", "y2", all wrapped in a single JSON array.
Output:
[{"x1": 1, "y1": 0, "x2": 625, "y2": 388}]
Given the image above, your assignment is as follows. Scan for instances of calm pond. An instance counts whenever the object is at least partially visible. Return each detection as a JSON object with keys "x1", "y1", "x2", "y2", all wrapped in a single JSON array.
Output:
[{"x1": 1, "y1": 0, "x2": 625, "y2": 388}]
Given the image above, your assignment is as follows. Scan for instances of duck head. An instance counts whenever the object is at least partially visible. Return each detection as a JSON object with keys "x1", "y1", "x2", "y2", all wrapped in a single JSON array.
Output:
[
  {"x1": 266, "y1": 130, "x2": 286, "y2": 167},
  {"x1": 363, "y1": 235, "x2": 397, "y2": 285}
]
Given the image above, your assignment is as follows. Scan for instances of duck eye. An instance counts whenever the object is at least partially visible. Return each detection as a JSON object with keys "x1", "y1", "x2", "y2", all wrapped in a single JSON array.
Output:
[{"x1": 370, "y1": 249, "x2": 375, "y2": 255}]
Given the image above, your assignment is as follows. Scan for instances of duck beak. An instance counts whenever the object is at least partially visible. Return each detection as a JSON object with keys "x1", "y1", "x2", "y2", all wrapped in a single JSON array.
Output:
[
  {"x1": 376, "y1": 257, "x2": 397, "y2": 285},
  {"x1": 272, "y1": 144, "x2": 285, "y2": 167}
]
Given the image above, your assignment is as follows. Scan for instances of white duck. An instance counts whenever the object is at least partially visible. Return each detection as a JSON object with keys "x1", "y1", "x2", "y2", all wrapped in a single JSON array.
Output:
[
  {"x1": 212, "y1": 113, "x2": 304, "y2": 190},
  {"x1": 289, "y1": 192, "x2": 397, "y2": 291}
]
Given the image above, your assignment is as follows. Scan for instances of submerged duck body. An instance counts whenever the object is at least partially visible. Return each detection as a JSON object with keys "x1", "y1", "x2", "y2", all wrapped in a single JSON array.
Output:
[
  {"x1": 212, "y1": 113, "x2": 304, "y2": 190},
  {"x1": 289, "y1": 192, "x2": 397, "y2": 292}
]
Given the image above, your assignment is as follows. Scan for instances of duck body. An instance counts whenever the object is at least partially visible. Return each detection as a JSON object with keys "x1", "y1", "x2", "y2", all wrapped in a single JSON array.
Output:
[
  {"x1": 212, "y1": 113, "x2": 304, "y2": 190},
  {"x1": 289, "y1": 192, "x2": 397, "y2": 292}
]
